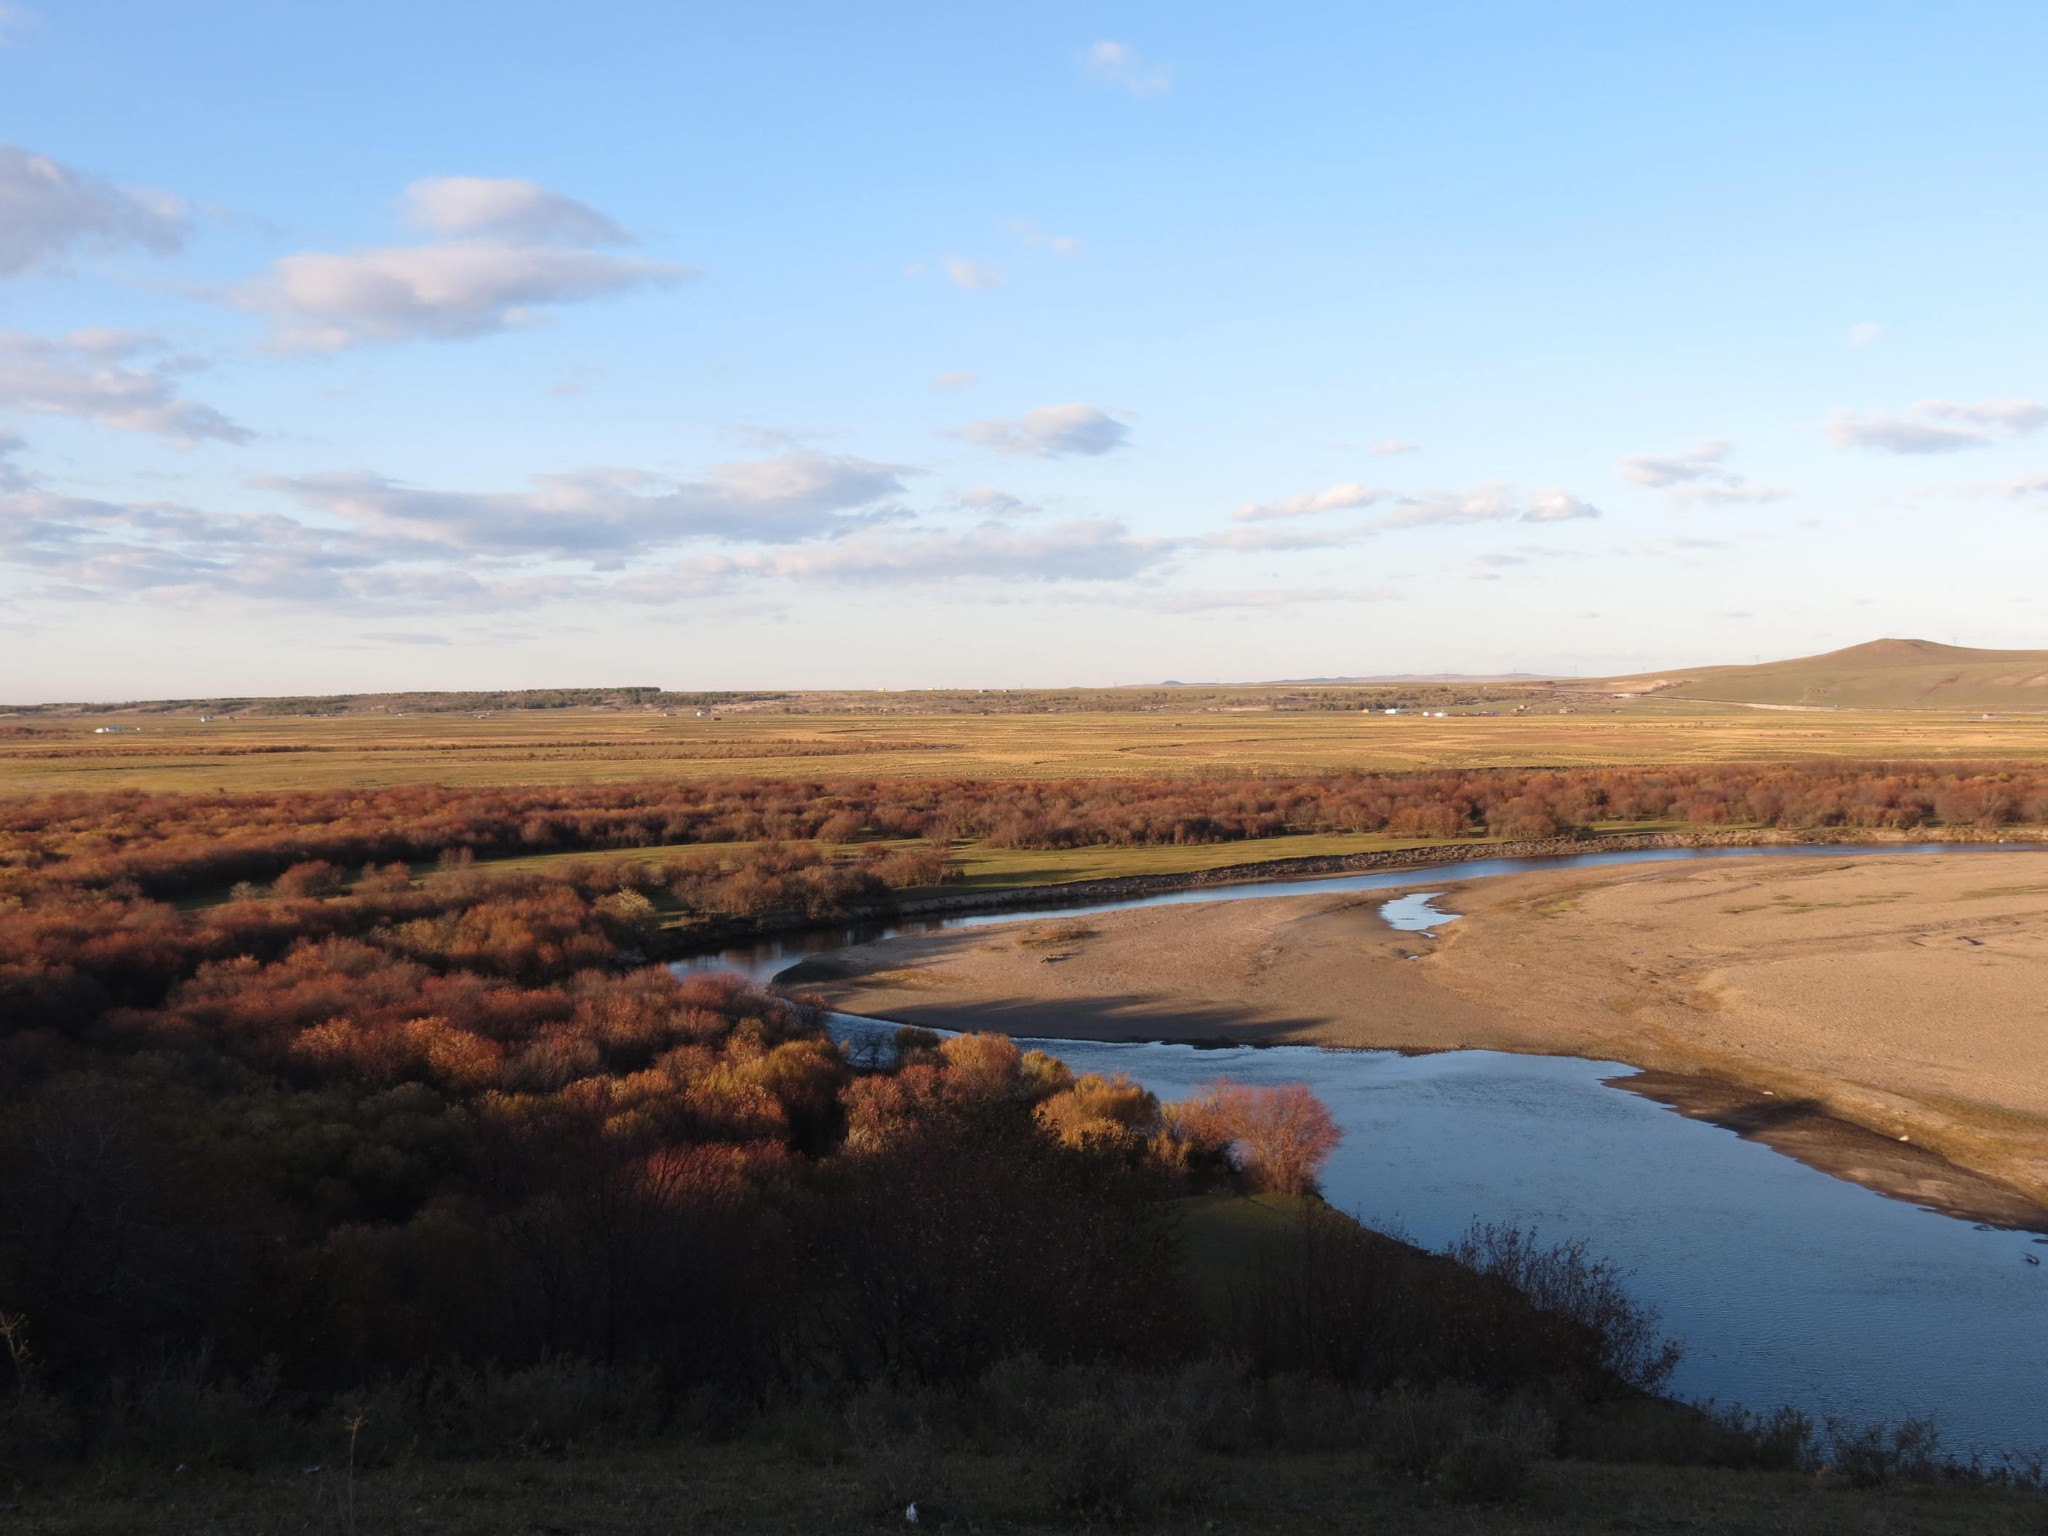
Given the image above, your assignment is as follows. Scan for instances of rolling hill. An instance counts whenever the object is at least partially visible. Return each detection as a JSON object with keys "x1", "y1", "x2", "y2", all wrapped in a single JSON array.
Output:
[{"x1": 1608, "y1": 638, "x2": 2048, "y2": 710}]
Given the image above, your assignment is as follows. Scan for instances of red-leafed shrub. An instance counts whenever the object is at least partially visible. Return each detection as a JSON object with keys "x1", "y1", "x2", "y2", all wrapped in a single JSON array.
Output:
[{"x1": 1180, "y1": 1079, "x2": 1343, "y2": 1195}]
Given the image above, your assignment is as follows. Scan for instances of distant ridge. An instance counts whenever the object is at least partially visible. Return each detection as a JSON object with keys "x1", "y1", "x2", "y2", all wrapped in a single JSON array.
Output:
[{"x1": 1606, "y1": 638, "x2": 2048, "y2": 710}]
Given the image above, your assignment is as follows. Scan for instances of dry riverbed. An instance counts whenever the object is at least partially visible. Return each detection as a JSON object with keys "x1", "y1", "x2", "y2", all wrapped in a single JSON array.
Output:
[{"x1": 787, "y1": 853, "x2": 2048, "y2": 1226}]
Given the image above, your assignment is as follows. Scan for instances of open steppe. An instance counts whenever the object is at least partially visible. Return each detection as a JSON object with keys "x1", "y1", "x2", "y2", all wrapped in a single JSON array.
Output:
[
  {"x1": 795, "y1": 852, "x2": 2048, "y2": 1223},
  {"x1": 8, "y1": 699, "x2": 2048, "y2": 794}
]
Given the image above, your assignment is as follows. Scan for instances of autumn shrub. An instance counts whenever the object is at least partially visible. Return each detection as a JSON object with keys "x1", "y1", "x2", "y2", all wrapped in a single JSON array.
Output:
[
  {"x1": 9, "y1": 761, "x2": 2046, "y2": 909},
  {"x1": 272, "y1": 860, "x2": 346, "y2": 899},
  {"x1": 1178, "y1": 1080, "x2": 1341, "y2": 1194},
  {"x1": 1033, "y1": 1072, "x2": 1160, "y2": 1155}
]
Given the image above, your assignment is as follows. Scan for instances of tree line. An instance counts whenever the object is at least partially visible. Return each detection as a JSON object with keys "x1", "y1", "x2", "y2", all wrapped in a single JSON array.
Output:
[{"x1": 6, "y1": 761, "x2": 2044, "y2": 904}]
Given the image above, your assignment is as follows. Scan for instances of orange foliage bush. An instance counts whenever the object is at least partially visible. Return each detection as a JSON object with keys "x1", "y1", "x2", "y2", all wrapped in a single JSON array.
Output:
[{"x1": 1180, "y1": 1079, "x2": 1343, "y2": 1194}]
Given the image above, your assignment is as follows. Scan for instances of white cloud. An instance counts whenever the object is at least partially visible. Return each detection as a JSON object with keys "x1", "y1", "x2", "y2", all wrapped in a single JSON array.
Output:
[
  {"x1": 956, "y1": 403, "x2": 1129, "y2": 457},
  {"x1": 1827, "y1": 399, "x2": 2048, "y2": 455},
  {"x1": 1619, "y1": 439, "x2": 1785, "y2": 509},
  {"x1": 239, "y1": 241, "x2": 686, "y2": 351},
  {"x1": 0, "y1": 331, "x2": 250, "y2": 444},
  {"x1": 234, "y1": 178, "x2": 687, "y2": 351},
  {"x1": 1084, "y1": 40, "x2": 1173, "y2": 97},
  {"x1": 943, "y1": 256, "x2": 1003, "y2": 291},
  {"x1": 401, "y1": 177, "x2": 632, "y2": 245},
  {"x1": 1369, "y1": 439, "x2": 1418, "y2": 456},
  {"x1": 1002, "y1": 218, "x2": 1084, "y2": 255},
  {"x1": 1847, "y1": 321, "x2": 1883, "y2": 347},
  {"x1": 0, "y1": 142, "x2": 186, "y2": 278},
  {"x1": 1379, "y1": 484, "x2": 1601, "y2": 529},
  {"x1": 1522, "y1": 490, "x2": 1602, "y2": 523},
  {"x1": 932, "y1": 370, "x2": 979, "y2": 390},
  {"x1": 1231, "y1": 481, "x2": 1385, "y2": 522}
]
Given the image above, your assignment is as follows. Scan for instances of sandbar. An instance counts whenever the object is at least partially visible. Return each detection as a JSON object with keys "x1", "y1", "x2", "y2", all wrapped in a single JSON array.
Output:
[{"x1": 786, "y1": 852, "x2": 2048, "y2": 1225}]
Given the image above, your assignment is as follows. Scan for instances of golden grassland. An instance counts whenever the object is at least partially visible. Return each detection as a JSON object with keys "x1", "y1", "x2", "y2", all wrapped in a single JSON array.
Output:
[{"x1": 7, "y1": 698, "x2": 2048, "y2": 794}]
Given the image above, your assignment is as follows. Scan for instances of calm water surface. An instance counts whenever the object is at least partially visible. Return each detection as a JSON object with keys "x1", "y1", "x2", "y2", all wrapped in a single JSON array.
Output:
[{"x1": 682, "y1": 844, "x2": 2048, "y2": 1453}]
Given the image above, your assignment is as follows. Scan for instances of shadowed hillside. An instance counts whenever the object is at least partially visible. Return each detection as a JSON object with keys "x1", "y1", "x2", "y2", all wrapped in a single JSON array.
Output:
[{"x1": 1613, "y1": 640, "x2": 2048, "y2": 711}]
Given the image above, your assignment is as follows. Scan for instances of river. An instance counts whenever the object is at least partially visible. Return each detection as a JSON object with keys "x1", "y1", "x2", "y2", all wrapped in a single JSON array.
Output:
[{"x1": 679, "y1": 843, "x2": 2048, "y2": 1455}]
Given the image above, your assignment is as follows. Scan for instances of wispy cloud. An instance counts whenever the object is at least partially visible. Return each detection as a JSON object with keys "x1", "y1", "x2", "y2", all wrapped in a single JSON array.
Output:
[
  {"x1": 1380, "y1": 484, "x2": 1600, "y2": 529},
  {"x1": 1231, "y1": 482, "x2": 1385, "y2": 522},
  {"x1": 943, "y1": 256, "x2": 1003, "y2": 291},
  {"x1": 0, "y1": 331, "x2": 250, "y2": 444},
  {"x1": 401, "y1": 176, "x2": 633, "y2": 246},
  {"x1": 0, "y1": 449, "x2": 923, "y2": 608},
  {"x1": 1847, "y1": 321, "x2": 1883, "y2": 347},
  {"x1": 1084, "y1": 40, "x2": 1173, "y2": 97},
  {"x1": 1369, "y1": 439, "x2": 1418, "y2": 456},
  {"x1": 932, "y1": 370, "x2": 979, "y2": 391},
  {"x1": 1619, "y1": 439, "x2": 1785, "y2": 509},
  {"x1": 0, "y1": 142, "x2": 186, "y2": 278},
  {"x1": 233, "y1": 176, "x2": 687, "y2": 350},
  {"x1": 1939, "y1": 471, "x2": 2048, "y2": 502},
  {"x1": 0, "y1": 5, "x2": 42, "y2": 46},
  {"x1": 632, "y1": 518, "x2": 1176, "y2": 597},
  {"x1": 265, "y1": 450, "x2": 910, "y2": 560},
  {"x1": 955, "y1": 403, "x2": 1129, "y2": 457},
  {"x1": 1137, "y1": 586, "x2": 1398, "y2": 613},
  {"x1": 1204, "y1": 522, "x2": 1376, "y2": 552},
  {"x1": 956, "y1": 486, "x2": 1033, "y2": 518},
  {"x1": 1002, "y1": 217, "x2": 1084, "y2": 256},
  {"x1": 0, "y1": 429, "x2": 30, "y2": 490},
  {"x1": 1827, "y1": 399, "x2": 2048, "y2": 455}
]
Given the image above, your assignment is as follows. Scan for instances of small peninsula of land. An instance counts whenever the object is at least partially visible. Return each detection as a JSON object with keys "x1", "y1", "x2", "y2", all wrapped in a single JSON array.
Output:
[{"x1": 788, "y1": 852, "x2": 2048, "y2": 1226}]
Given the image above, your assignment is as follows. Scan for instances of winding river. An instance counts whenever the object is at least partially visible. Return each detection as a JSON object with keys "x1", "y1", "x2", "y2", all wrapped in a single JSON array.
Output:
[{"x1": 679, "y1": 844, "x2": 2048, "y2": 1454}]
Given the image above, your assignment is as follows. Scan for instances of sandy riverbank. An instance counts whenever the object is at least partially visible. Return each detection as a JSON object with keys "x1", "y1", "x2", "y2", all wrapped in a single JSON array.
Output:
[{"x1": 786, "y1": 852, "x2": 2048, "y2": 1226}]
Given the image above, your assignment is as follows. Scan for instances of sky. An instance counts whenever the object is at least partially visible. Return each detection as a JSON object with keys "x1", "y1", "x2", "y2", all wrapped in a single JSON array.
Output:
[{"x1": 2, "y1": 1, "x2": 2046, "y2": 700}]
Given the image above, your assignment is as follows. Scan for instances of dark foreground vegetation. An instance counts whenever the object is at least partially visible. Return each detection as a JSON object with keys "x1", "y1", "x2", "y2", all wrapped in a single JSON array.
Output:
[{"x1": 3, "y1": 773, "x2": 2043, "y2": 1528}]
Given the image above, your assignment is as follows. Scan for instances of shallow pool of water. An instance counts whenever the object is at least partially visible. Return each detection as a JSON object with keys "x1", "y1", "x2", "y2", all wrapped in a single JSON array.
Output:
[{"x1": 1376, "y1": 889, "x2": 1457, "y2": 933}]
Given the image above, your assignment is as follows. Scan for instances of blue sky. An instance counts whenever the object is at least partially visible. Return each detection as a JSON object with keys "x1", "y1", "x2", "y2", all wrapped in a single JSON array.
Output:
[{"x1": 3, "y1": 1, "x2": 2045, "y2": 698}]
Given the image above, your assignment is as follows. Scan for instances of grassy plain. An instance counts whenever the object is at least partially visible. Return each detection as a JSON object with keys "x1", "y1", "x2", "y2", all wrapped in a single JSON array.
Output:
[{"x1": 7, "y1": 699, "x2": 2048, "y2": 794}]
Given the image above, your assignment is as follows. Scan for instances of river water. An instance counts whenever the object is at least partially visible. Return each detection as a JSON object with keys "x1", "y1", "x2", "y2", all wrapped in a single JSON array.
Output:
[{"x1": 680, "y1": 843, "x2": 2048, "y2": 1454}]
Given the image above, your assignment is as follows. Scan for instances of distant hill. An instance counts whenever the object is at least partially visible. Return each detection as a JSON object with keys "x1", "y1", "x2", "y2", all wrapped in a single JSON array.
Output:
[{"x1": 1608, "y1": 639, "x2": 2048, "y2": 710}]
